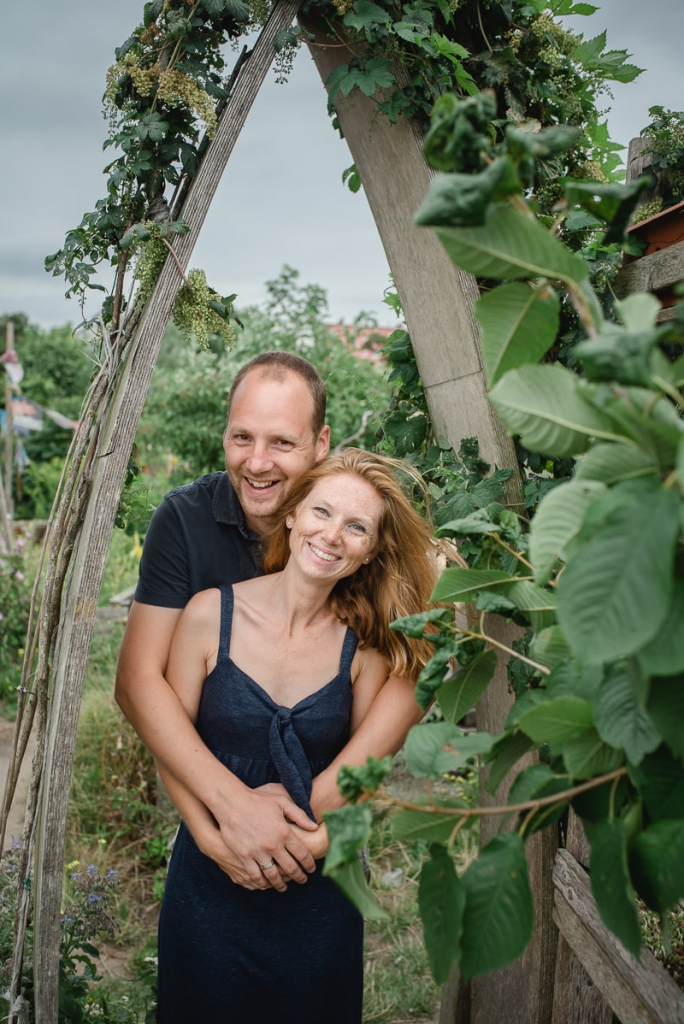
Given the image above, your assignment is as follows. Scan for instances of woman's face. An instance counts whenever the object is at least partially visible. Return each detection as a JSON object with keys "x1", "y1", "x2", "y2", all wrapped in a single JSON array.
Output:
[{"x1": 287, "y1": 472, "x2": 384, "y2": 584}]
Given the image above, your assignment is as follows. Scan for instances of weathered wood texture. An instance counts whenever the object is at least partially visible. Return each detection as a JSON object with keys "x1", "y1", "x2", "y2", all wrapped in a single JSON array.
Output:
[
  {"x1": 614, "y1": 240, "x2": 684, "y2": 296},
  {"x1": 553, "y1": 849, "x2": 684, "y2": 1024},
  {"x1": 301, "y1": 18, "x2": 523, "y2": 512},
  {"x1": 30, "y1": 5, "x2": 303, "y2": 1019}
]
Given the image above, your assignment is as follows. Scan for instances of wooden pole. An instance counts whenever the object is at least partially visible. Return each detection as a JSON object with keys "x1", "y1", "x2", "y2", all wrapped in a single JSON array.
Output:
[
  {"x1": 4, "y1": 320, "x2": 14, "y2": 522},
  {"x1": 28, "y1": 4, "x2": 304, "y2": 1019}
]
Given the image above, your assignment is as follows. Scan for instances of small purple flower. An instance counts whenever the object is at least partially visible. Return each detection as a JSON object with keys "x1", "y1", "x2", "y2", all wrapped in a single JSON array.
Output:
[
  {"x1": 0, "y1": 612, "x2": 3, "y2": 621},
  {"x1": 15, "y1": 570, "x2": 25, "y2": 581},
  {"x1": 87, "y1": 894, "x2": 102, "y2": 904}
]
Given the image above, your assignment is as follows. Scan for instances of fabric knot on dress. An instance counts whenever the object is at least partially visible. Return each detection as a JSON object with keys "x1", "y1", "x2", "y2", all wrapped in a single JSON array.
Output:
[{"x1": 269, "y1": 707, "x2": 314, "y2": 820}]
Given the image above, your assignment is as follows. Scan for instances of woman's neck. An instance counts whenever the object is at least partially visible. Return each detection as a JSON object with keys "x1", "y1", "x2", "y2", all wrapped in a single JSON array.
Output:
[{"x1": 249, "y1": 564, "x2": 337, "y2": 637}]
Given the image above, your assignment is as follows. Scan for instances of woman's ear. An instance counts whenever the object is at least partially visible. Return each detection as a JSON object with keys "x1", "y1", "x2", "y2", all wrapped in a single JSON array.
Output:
[{"x1": 286, "y1": 516, "x2": 294, "y2": 529}]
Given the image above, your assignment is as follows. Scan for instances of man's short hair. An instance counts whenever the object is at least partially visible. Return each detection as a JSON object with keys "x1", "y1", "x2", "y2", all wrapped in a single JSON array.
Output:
[{"x1": 228, "y1": 352, "x2": 327, "y2": 437}]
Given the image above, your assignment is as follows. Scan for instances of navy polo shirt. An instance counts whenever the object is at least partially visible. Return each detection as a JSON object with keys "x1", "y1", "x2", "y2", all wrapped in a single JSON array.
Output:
[{"x1": 134, "y1": 472, "x2": 262, "y2": 608}]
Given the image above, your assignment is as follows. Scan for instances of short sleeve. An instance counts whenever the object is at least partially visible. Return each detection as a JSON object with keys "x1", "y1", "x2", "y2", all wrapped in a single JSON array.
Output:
[{"x1": 134, "y1": 496, "x2": 191, "y2": 608}]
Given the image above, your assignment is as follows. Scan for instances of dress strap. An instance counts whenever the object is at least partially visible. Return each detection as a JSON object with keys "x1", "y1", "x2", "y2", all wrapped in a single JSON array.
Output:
[
  {"x1": 217, "y1": 584, "x2": 234, "y2": 661},
  {"x1": 339, "y1": 627, "x2": 359, "y2": 679}
]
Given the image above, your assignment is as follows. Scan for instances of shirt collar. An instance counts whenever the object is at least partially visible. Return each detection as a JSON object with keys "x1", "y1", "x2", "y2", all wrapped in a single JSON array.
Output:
[{"x1": 213, "y1": 472, "x2": 259, "y2": 541}]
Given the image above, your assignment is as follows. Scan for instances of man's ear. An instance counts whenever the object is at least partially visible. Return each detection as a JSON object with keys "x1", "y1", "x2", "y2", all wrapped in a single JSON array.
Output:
[{"x1": 315, "y1": 425, "x2": 331, "y2": 463}]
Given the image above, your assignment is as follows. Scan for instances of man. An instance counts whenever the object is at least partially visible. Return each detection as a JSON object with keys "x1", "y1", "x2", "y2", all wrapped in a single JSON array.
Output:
[{"x1": 116, "y1": 351, "x2": 421, "y2": 893}]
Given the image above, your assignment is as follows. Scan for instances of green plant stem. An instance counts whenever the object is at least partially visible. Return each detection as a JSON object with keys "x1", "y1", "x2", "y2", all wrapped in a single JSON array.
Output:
[
  {"x1": 488, "y1": 531, "x2": 535, "y2": 571},
  {"x1": 374, "y1": 766, "x2": 627, "y2": 821},
  {"x1": 650, "y1": 375, "x2": 683, "y2": 407},
  {"x1": 455, "y1": 626, "x2": 551, "y2": 676}
]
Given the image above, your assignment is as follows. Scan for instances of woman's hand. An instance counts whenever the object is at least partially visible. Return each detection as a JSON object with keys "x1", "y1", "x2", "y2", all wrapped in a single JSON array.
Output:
[{"x1": 288, "y1": 821, "x2": 329, "y2": 861}]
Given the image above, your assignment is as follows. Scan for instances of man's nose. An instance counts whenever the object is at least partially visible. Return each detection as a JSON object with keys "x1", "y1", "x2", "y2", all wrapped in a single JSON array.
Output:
[{"x1": 245, "y1": 442, "x2": 273, "y2": 473}]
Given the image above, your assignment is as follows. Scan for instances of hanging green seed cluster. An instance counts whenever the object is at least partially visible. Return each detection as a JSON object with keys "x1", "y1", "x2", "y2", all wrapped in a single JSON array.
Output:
[
  {"x1": 172, "y1": 269, "x2": 235, "y2": 351},
  {"x1": 135, "y1": 227, "x2": 168, "y2": 304}
]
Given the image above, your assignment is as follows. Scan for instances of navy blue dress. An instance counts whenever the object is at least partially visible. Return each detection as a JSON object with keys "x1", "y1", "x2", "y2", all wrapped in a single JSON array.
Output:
[{"x1": 157, "y1": 585, "x2": 364, "y2": 1023}]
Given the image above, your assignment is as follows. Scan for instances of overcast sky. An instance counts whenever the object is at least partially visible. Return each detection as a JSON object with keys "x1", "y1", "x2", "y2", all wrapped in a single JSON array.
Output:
[{"x1": 0, "y1": 0, "x2": 681, "y2": 331}]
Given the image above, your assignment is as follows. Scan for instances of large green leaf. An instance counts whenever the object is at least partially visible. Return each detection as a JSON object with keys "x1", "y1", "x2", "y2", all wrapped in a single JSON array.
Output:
[
  {"x1": 630, "y1": 745, "x2": 684, "y2": 822},
  {"x1": 596, "y1": 386, "x2": 684, "y2": 469},
  {"x1": 629, "y1": 821, "x2": 684, "y2": 914},
  {"x1": 437, "y1": 649, "x2": 498, "y2": 724},
  {"x1": 508, "y1": 767, "x2": 572, "y2": 835},
  {"x1": 638, "y1": 581, "x2": 684, "y2": 677},
  {"x1": 484, "y1": 730, "x2": 537, "y2": 795},
  {"x1": 405, "y1": 723, "x2": 495, "y2": 780},
  {"x1": 574, "y1": 442, "x2": 656, "y2": 484},
  {"x1": 323, "y1": 805, "x2": 372, "y2": 871},
  {"x1": 546, "y1": 661, "x2": 603, "y2": 702},
  {"x1": 326, "y1": 856, "x2": 388, "y2": 920},
  {"x1": 392, "y1": 807, "x2": 466, "y2": 844},
  {"x1": 431, "y1": 568, "x2": 515, "y2": 603},
  {"x1": 556, "y1": 485, "x2": 680, "y2": 664},
  {"x1": 518, "y1": 696, "x2": 593, "y2": 744},
  {"x1": 646, "y1": 675, "x2": 684, "y2": 758},
  {"x1": 590, "y1": 818, "x2": 641, "y2": 956},
  {"x1": 459, "y1": 833, "x2": 534, "y2": 978},
  {"x1": 506, "y1": 581, "x2": 557, "y2": 632},
  {"x1": 415, "y1": 641, "x2": 462, "y2": 710},
  {"x1": 489, "y1": 364, "x2": 615, "y2": 457},
  {"x1": 475, "y1": 282, "x2": 560, "y2": 386},
  {"x1": 593, "y1": 662, "x2": 660, "y2": 766},
  {"x1": 436, "y1": 202, "x2": 588, "y2": 284},
  {"x1": 529, "y1": 479, "x2": 605, "y2": 585},
  {"x1": 529, "y1": 626, "x2": 572, "y2": 670},
  {"x1": 418, "y1": 845, "x2": 466, "y2": 984},
  {"x1": 563, "y1": 729, "x2": 623, "y2": 779}
]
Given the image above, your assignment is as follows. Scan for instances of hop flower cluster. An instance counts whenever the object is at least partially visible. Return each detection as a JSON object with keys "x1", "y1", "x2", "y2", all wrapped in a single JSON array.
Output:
[
  {"x1": 172, "y1": 269, "x2": 236, "y2": 351},
  {"x1": 157, "y1": 68, "x2": 218, "y2": 138},
  {"x1": 135, "y1": 230, "x2": 169, "y2": 304}
]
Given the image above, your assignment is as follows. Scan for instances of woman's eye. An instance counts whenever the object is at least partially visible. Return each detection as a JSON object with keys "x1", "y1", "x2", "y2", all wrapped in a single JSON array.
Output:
[{"x1": 348, "y1": 523, "x2": 365, "y2": 533}]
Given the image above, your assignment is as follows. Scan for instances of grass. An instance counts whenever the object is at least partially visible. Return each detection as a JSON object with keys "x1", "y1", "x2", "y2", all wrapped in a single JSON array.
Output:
[{"x1": 639, "y1": 899, "x2": 684, "y2": 988}]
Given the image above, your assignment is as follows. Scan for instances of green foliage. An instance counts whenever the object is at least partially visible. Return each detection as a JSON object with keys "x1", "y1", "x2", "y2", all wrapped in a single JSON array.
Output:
[
  {"x1": 640, "y1": 106, "x2": 684, "y2": 210},
  {"x1": 0, "y1": 547, "x2": 31, "y2": 706},
  {"x1": 171, "y1": 269, "x2": 239, "y2": 351}
]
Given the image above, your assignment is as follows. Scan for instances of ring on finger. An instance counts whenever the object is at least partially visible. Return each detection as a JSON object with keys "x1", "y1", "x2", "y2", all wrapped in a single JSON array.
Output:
[{"x1": 260, "y1": 860, "x2": 275, "y2": 871}]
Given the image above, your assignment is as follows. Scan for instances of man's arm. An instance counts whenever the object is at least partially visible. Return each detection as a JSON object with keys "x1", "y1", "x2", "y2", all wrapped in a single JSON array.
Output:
[
  {"x1": 309, "y1": 674, "x2": 423, "y2": 821},
  {"x1": 115, "y1": 600, "x2": 317, "y2": 887}
]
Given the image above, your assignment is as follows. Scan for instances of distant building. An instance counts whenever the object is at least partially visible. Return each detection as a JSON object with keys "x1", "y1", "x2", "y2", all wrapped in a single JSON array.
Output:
[{"x1": 327, "y1": 324, "x2": 396, "y2": 364}]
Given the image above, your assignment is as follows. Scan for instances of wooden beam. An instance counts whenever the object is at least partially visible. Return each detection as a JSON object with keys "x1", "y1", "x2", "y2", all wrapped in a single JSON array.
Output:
[
  {"x1": 30, "y1": 5, "x2": 304, "y2": 1019},
  {"x1": 614, "y1": 240, "x2": 684, "y2": 297},
  {"x1": 553, "y1": 849, "x2": 684, "y2": 1024}
]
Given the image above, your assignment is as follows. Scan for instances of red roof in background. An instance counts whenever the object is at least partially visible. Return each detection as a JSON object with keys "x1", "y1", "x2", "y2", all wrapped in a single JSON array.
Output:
[{"x1": 328, "y1": 324, "x2": 397, "y2": 363}]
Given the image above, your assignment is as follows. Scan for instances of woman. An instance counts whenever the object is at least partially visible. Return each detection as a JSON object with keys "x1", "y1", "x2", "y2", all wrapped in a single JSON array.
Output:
[{"x1": 156, "y1": 449, "x2": 436, "y2": 1024}]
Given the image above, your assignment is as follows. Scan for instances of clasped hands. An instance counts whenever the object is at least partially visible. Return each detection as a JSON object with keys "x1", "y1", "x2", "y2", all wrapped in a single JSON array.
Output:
[{"x1": 200, "y1": 781, "x2": 329, "y2": 893}]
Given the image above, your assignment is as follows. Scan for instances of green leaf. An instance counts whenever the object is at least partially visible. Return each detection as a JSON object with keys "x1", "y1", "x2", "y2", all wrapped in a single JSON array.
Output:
[
  {"x1": 575, "y1": 324, "x2": 663, "y2": 387},
  {"x1": 574, "y1": 443, "x2": 656, "y2": 484},
  {"x1": 436, "y1": 203, "x2": 588, "y2": 285},
  {"x1": 630, "y1": 821, "x2": 684, "y2": 914},
  {"x1": 475, "y1": 591, "x2": 517, "y2": 615},
  {"x1": 144, "y1": 0, "x2": 164, "y2": 26},
  {"x1": 590, "y1": 817, "x2": 641, "y2": 956},
  {"x1": 564, "y1": 176, "x2": 650, "y2": 244},
  {"x1": 489, "y1": 364, "x2": 615, "y2": 457},
  {"x1": 616, "y1": 293, "x2": 662, "y2": 332},
  {"x1": 437, "y1": 649, "x2": 498, "y2": 724},
  {"x1": 638, "y1": 581, "x2": 684, "y2": 677},
  {"x1": 460, "y1": 833, "x2": 534, "y2": 978},
  {"x1": 323, "y1": 804, "x2": 372, "y2": 871},
  {"x1": 563, "y1": 729, "x2": 623, "y2": 779},
  {"x1": 436, "y1": 509, "x2": 500, "y2": 535},
  {"x1": 337, "y1": 756, "x2": 393, "y2": 801},
  {"x1": 343, "y1": 0, "x2": 392, "y2": 35},
  {"x1": 509, "y1": 768, "x2": 572, "y2": 834},
  {"x1": 405, "y1": 723, "x2": 495, "y2": 780},
  {"x1": 630, "y1": 745, "x2": 684, "y2": 822},
  {"x1": 507, "y1": 763, "x2": 556, "y2": 805},
  {"x1": 593, "y1": 663, "x2": 660, "y2": 766},
  {"x1": 646, "y1": 675, "x2": 684, "y2": 759},
  {"x1": 529, "y1": 626, "x2": 572, "y2": 671},
  {"x1": 390, "y1": 607, "x2": 453, "y2": 638},
  {"x1": 529, "y1": 479, "x2": 605, "y2": 585},
  {"x1": 518, "y1": 696, "x2": 593, "y2": 744},
  {"x1": 419, "y1": 845, "x2": 466, "y2": 984},
  {"x1": 546, "y1": 662, "x2": 603, "y2": 702},
  {"x1": 326, "y1": 856, "x2": 388, "y2": 920},
  {"x1": 415, "y1": 160, "x2": 521, "y2": 229},
  {"x1": 556, "y1": 485, "x2": 680, "y2": 664},
  {"x1": 475, "y1": 282, "x2": 560, "y2": 386},
  {"x1": 431, "y1": 568, "x2": 516, "y2": 603},
  {"x1": 507, "y1": 580, "x2": 556, "y2": 632},
  {"x1": 484, "y1": 731, "x2": 536, "y2": 795},
  {"x1": 415, "y1": 643, "x2": 462, "y2": 710},
  {"x1": 392, "y1": 808, "x2": 467, "y2": 844}
]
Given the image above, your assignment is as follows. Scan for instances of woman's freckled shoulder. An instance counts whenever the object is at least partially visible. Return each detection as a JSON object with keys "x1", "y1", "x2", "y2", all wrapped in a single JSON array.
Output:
[{"x1": 351, "y1": 644, "x2": 389, "y2": 682}]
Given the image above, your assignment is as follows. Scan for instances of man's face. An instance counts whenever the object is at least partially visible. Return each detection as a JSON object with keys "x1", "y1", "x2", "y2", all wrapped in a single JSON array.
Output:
[{"x1": 223, "y1": 370, "x2": 330, "y2": 536}]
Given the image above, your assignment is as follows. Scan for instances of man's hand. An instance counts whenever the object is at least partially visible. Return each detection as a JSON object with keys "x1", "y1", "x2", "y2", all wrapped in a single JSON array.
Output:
[{"x1": 214, "y1": 784, "x2": 318, "y2": 891}]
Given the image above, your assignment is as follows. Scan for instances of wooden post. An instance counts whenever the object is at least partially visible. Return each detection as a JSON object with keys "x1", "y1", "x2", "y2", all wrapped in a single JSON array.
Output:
[
  {"x1": 4, "y1": 320, "x2": 14, "y2": 521},
  {"x1": 302, "y1": 19, "x2": 554, "y2": 1024},
  {"x1": 29, "y1": 4, "x2": 304, "y2": 1019}
]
